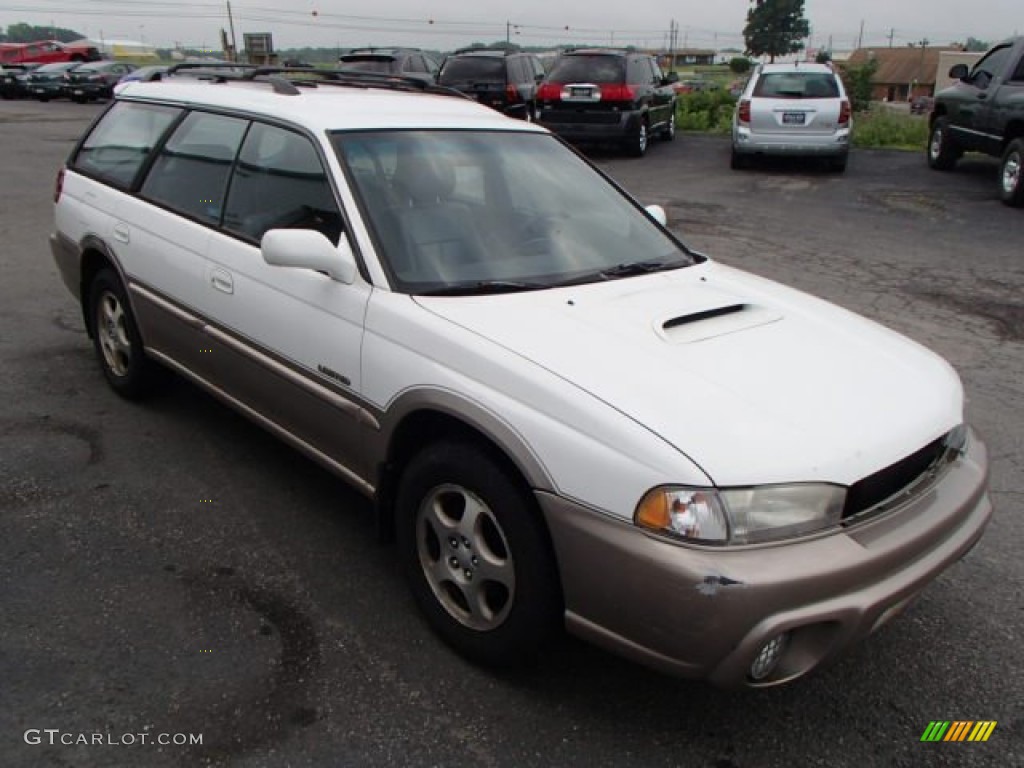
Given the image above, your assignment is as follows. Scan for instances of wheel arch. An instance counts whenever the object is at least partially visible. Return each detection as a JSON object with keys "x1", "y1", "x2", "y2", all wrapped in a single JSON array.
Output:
[
  {"x1": 1003, "y1": 119, "x2": 1024, "y2": 149},
  {"x1": 374, "y1": 392, "x2": 556, "y2": 542},
  {"x1": 79, "y1": 237, "x2": 136, "y2": 340}
]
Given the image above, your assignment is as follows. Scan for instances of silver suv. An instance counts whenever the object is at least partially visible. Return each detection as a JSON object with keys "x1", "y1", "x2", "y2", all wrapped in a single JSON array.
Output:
[{"x1": 731, "y1": 62, "x2": 851, "y2": 172}]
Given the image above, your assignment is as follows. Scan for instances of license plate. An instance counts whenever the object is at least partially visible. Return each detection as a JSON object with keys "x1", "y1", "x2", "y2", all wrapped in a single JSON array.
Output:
[
  {"x1": 569, "y1": 87, "x2": 592, "y2": 99},
  {"x1": 782, "y1": 112, "x2": 806, "y2": 125},
  {"x1": 73, "y1": 89, "x2": 84, "y2": 95}
]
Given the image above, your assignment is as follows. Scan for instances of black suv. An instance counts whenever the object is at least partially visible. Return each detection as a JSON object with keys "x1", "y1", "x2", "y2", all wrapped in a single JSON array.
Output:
[
  {"x1": 338, "y1": 47, "x2": 439, "y2": 85},
  {"x1": 437, "y1": 48, "x2": 546, "y2": 121},
  {"x1": 536, "y1": 49, "x2": 678, "y2": 156}
]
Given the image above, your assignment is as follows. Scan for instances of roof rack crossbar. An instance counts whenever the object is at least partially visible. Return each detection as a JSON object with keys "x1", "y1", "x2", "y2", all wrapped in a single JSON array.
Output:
[{"x1": 165, "y1": 61, "x2": 256, "y2": 75}]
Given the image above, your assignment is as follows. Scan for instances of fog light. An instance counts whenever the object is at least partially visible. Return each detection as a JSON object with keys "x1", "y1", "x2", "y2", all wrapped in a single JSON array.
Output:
[{"x1": 749, "y1": 632, "x2": 789, "y2": 681}]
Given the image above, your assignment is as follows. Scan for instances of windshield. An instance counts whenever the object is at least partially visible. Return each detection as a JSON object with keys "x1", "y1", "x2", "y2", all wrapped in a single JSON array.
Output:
[
  {"x1": 340, "y1": 57, "x2": 397, "y2": 74},
  {"x1": 332, "y1": 130, "x2": 696, "y2": 294},
  {"x1": 547, "y1": 55, "x2": 625, "y2": 84},
  {"x1": 753, "y1": 72, "x2": 839, "y2": 99},
  {"x1": 439, "y1": 57, "x2": 504, "y2": 82}
]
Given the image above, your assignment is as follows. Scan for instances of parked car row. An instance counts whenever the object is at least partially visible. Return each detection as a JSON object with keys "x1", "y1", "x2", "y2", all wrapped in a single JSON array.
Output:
[
  {"x1": 3, "y1": 60, "x2": 136, "y2": 102},
  {"x1": 336, "y1": 46, "x2": 679, "y2": 157}
]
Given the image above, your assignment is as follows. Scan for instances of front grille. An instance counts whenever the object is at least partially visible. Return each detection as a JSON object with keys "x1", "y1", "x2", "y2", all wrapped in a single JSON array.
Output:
[{"x1": 841, "y1": 433, "x2": 953, "y2": 520}]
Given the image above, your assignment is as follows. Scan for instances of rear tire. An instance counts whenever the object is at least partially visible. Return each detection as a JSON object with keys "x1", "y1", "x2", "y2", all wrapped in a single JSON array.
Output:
[
  {"x1": 927, "y1": 116, "x2": 961, "y2": 170},
  {"x1": 730, "y1": 147, "x2": 749, "y2": 170},
  {"x1": 87, "y1": 268, "x2": 158, "y2": 399},
  {"x1": 999, "y1": 138, "x2": 1024, "y2": 207},
  {"x1": 662, "y1": 111, "x2": 676, "y2": 142},
  {"x1": 395, "y1": 440, "x2": 562, "y2": 667},
  {"x1": 626, "y1": 120, "x2": 649, "y2": 157},
  {"x1": 829, "y1": 155, "x2": 848, "y2": 173}
]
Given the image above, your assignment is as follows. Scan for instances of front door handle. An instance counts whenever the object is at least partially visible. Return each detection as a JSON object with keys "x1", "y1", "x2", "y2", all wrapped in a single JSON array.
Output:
[
  {"x1": 112, "y1": 223, "x2": 130, "y2": 244},
  {"x1": 210, "y1": 267, "x2": 234, "y2": 295}
]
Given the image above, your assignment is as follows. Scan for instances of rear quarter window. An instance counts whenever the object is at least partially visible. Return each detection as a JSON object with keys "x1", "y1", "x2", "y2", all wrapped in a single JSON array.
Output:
[{"x1": 72, "y1": 102, "x2": 182, "y2": 189}]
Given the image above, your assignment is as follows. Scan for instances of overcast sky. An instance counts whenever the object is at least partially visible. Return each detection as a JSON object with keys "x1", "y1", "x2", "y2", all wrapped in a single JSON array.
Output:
[{"x1": 1, "y1": 0, "x2": 1020, "y2": 52}]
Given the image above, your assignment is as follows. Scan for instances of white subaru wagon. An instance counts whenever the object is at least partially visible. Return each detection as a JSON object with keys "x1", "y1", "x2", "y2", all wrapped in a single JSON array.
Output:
[{"x1": 51, "y1": 66, "x2": 991, "y2": 688}]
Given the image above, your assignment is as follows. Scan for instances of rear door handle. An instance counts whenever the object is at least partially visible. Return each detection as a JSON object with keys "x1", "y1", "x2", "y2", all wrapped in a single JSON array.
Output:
[
  {"x1": 210, "y1": 267, "x2": 234, "y2": 295},
  {"x1": 112, "y1": 223, "x2": 130, "y2": 244}
]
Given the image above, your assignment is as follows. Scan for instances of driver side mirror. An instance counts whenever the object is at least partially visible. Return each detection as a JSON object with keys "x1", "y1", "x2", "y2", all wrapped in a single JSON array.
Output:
[
  {"x1": 664, "y1": 71, "x2": 680, "y2": 85},
  {"x1": 261, "y1": 229, "x2": 357, "y2": 284},
  {"x1": 949, "y1": 63, "x2": 969, "y2": 80}
]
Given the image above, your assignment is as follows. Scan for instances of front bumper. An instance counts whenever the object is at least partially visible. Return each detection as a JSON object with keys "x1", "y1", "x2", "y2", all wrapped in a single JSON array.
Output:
[
  {"x1": 537, "y1": 430, "x2": 991, "y2": 688},
  {"x1": 64, "y1": 82, "x2": 108, "y2": 98},
  {"x1": 733, "y1": 125, "x2": 850, "y2": 158}
]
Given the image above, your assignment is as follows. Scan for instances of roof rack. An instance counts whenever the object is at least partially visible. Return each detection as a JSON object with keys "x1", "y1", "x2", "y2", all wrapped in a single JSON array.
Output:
[
  {"x1": 154, "y1": 63, "x2": 471, "y2": 99},
  {"x1": 450, "y1": 45, "x2": 518, "y2": 56},
  {"x1": 165, "y1": 61, "x2": 256, "y2": 76},
  {"x1": 560, "y1": 46, "x2": 631, "y2": 54}
]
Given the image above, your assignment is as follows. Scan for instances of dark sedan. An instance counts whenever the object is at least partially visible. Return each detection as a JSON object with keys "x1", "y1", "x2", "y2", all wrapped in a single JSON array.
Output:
[
  {"x1": 25, "y1": 62, "x2": 79, "y2": 101},
  {"x1": 0, "y1": 63, "x2": 40, "y2": 98},
  {"x1": 63, "y1": 60, "x2": 136, "y2": 102}
]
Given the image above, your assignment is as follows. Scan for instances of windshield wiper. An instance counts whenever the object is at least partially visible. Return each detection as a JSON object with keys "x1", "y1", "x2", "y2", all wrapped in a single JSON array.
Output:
[
  {"x1": 599, "y1": 260, "x2": 677, "y2": 278},
  {"x1": 418, "y1": 280, "x2": 549, "y2": 296}
]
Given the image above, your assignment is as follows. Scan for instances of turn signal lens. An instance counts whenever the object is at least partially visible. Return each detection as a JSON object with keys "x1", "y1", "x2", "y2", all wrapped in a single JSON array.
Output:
[{"x1": 636, "y1": 487, "x2": 729, "y2": 543}]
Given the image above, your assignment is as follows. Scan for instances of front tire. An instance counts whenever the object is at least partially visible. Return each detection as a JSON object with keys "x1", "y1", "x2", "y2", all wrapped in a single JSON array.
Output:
[
  {"x1": 395, "y1": 440, "x2": 562, "y2": 667},
  {"x1": 927, "y1": 116, "x2": 961, "y2": 170},
  {"x1": 999, "y1": 138, "x2": 1024, "y2": 207},
  {"x1": 87, "y1": 268, "x2": 158, "y2": 399}
]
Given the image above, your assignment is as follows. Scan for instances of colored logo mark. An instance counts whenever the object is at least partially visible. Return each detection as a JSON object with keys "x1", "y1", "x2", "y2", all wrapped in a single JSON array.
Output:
[{"x1": 920, "y1": 721, "x2": 997, "y2": 742}]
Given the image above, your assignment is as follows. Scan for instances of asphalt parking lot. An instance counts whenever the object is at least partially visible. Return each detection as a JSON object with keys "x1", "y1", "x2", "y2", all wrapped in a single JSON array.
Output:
[{"x1": 2, "y1": 98, "x2": 1022, "y2": 768}]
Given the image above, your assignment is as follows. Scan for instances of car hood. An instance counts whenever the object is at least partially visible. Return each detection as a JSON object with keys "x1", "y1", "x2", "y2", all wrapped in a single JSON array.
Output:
[{"x1": 415, "y1": 262, "x2": 963, "y2": 486}]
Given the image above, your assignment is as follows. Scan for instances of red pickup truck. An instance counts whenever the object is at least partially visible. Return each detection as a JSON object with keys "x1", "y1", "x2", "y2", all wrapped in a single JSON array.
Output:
[{"x1": 0, "y1": 40, "x2": 101, "y2": 65}]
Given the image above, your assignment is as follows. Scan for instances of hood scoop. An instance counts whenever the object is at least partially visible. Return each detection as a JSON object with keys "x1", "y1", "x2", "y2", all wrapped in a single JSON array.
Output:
[{"x1": 658, "y1": 302, "x2": 782, "y2": 344}]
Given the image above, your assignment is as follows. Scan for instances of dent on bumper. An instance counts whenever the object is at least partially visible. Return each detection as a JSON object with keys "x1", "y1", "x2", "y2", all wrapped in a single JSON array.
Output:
[{"x1": 537, "y1": 431, "x2": 991, "y2": 688}]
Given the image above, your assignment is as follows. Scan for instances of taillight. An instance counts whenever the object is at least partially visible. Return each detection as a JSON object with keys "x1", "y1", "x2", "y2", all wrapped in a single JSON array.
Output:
[
  {"x1": 599, "y1": 83, "x2": 636, "y2": 102},
  {"x1": 738, "y1": 99, "x2": 751, "y2": 124},
  {"x1": 536, "y1": 82, "x2": 562, "y2": 101},
  {"x1": 505, "y1": 83, "x2": 519, "y2": 102},
  {"x1": 838, "y1": 99, "x2": 851, "y2": 127},
  {"x1": 54, "y1": 167, "x2": 65, "y2": 203}
]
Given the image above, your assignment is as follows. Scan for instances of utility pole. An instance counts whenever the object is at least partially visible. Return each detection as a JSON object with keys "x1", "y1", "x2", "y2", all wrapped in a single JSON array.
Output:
[
  {"x1": 857, "y1": 19, "x2": 864, "y2": 49},
  {"x1": 226, "y1": 0, "x2": 238, "y2": 62},
  {"x1": 887, "y1": 28, "x2": 895, "y2": 48}
]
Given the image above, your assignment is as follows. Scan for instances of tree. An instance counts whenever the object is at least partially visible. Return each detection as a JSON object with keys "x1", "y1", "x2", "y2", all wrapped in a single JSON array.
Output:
[
  {"x1": 840, "y1": 58, "x2": 877, "y2": 112},
  {"x1": 964, "y1": 37, "x2": 990, "y2": 52},
  {"x1": 729, "y1": 56, "x2": 752, "y2": 74},
  {"x1": 1, "y1": 22, "x2": 84, "y2": 43},
  {"x1": 815, "y1": 49, "x2": 832, "y2": 64},
  {"x1": 743, "y1": 0, "x2": 810, "y2": 62}
]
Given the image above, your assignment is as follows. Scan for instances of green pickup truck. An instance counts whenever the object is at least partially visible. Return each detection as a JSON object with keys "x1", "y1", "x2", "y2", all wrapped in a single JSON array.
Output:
[{"x1": 928, "y1": 37, "x2": 1024, "y2": 207}]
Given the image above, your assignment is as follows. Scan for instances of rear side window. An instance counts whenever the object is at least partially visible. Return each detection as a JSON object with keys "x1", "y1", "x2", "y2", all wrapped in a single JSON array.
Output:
[
  {"x1": 140, "y1": 111, "x2": 247, "y2": 225},
  {"x1": 222, "y1": 123, "x2": 343, "y2": 245},
  {"x1": 73, "y1": 102, "x2": 182, "y2": 188},
  {"x1": 753, "y1": 73, "x2": 839, "y2": 99}
]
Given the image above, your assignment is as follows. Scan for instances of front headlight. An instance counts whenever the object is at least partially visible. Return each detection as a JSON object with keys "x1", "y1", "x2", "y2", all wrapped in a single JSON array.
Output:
[{"x1": 635, "y1": 484, "x2": 846, "y2": 545}]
